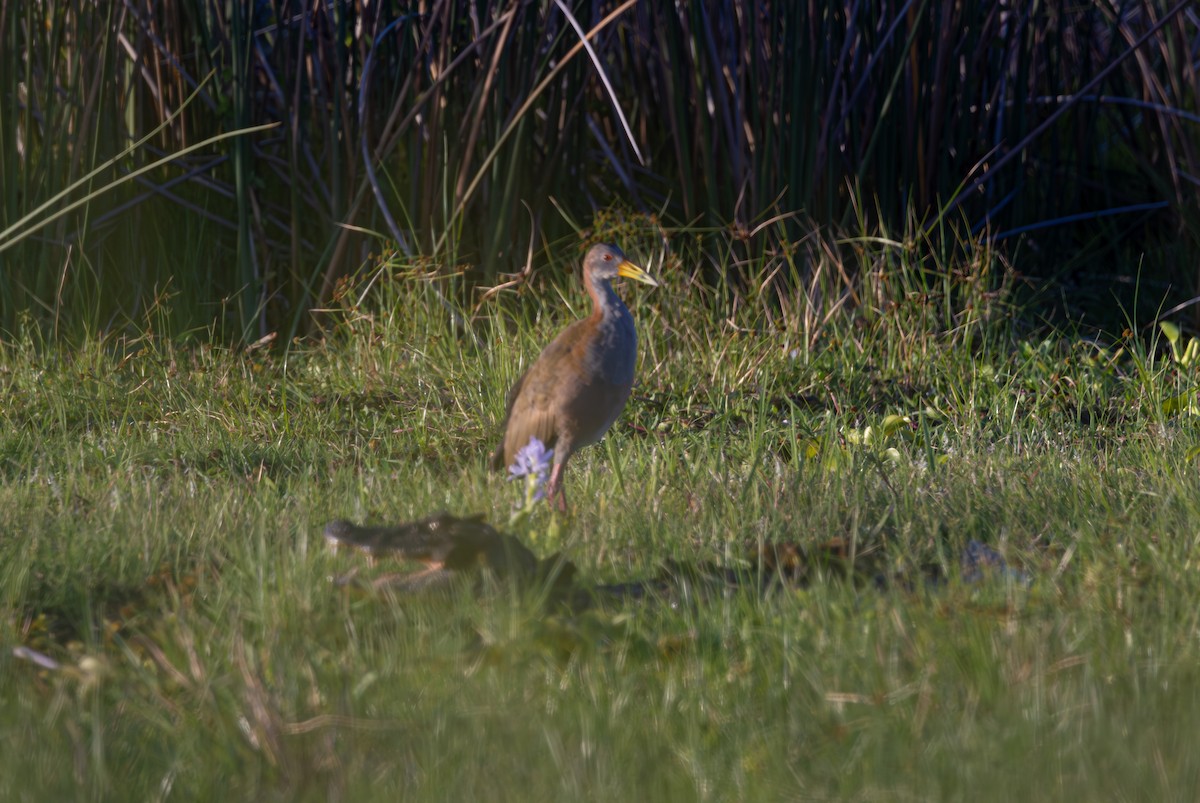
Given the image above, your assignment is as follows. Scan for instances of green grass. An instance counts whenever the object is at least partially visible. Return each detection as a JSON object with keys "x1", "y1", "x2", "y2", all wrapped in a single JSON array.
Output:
[{"x1": 4, "y1": 240, "x2": 1200, "y2": 801}]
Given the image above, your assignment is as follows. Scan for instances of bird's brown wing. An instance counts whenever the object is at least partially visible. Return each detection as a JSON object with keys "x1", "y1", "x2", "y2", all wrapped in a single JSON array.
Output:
[
  {"x1": 493, "y1": 360, "x2": 560, "y2": 471},
  {"x1": 490, "y1": 367, "x2": 529, "y2": 469},
  {"x1": 490, "y1": 326, "x2": 582, "y2": 471}
]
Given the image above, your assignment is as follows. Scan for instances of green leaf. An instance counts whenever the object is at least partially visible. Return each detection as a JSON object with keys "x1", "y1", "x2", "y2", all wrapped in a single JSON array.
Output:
[
  {"x1": 1162, "y1": 392, "x2": 1198, "y2": 416},
  {"x1": 1160, "y1": 320, "x2": 1181, "y2": 345},
  {"x1": 1183, "y1": 338, "x2": 1199, "y2": 367},
  {"x1": 880, "y1": 414, "x2": 912, "y2": 439}
]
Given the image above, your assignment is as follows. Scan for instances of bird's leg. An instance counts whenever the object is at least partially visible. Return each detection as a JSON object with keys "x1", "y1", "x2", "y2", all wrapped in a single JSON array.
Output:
[{"x1": 547, "y1": 463, "x2": 568, "y2": 512}]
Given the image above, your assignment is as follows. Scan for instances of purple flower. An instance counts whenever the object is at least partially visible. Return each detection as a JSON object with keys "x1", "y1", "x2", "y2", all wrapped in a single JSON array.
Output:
[
  {"x1": 507, "y1": 436, "x2": 554, "y2": 502},
  {"x1": 12, "y1": 646, "x2": 61, "y2": 671}
]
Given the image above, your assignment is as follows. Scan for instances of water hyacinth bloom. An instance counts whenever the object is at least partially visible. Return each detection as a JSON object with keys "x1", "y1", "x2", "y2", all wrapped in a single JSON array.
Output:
[{"x1": 507, "y1": 436, "x2": 554, "y2": 502}]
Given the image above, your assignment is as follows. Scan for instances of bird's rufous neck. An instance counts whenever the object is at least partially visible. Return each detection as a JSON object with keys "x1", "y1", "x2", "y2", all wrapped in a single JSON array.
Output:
[{"x1": 586, "y1": 275, "x2": 625, "y2": 320}]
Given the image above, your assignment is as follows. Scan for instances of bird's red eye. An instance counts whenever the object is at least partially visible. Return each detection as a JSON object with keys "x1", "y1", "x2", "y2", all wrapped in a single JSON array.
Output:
[{"x1": 603, "y1": 254, "x2": 612, "y2": 261}]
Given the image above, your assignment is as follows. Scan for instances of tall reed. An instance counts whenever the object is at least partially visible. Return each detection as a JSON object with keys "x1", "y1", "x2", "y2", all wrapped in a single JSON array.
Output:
[{"x1": 1, "y1": 1, "x2": 1195, "y2": 339}]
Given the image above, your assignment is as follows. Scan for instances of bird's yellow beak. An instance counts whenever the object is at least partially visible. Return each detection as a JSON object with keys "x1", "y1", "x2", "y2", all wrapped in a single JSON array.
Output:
[{"x1": 617, "y1": 260, "x2": 659, "y2": 287}]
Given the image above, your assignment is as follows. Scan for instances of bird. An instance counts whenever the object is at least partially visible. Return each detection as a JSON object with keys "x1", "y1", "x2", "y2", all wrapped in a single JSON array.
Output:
[{"x1": 491, "y1": 243, "x2": 658, "y2": 510}]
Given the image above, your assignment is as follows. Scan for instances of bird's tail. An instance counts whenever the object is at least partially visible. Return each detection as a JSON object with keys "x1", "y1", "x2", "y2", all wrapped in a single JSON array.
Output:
[{"x1": 488, "y1": 445, "x2": 506, "y2": 472}]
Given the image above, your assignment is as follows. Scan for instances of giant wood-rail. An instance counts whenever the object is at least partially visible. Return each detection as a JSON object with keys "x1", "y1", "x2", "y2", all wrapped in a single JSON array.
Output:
[{"x1": 491, "y1": 243, "x2": 658, "y2": 509}]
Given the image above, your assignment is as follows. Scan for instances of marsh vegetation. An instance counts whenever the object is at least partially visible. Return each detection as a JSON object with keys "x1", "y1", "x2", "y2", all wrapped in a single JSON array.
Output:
[{"x1": 3, "y1": 2, "x2": 1200, "y2": 799}]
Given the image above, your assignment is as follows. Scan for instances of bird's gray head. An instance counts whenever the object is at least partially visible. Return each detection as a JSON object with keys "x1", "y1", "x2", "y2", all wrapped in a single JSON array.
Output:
[{"x1": 582, "y1": 243, "x2": 658, "y2": 286}]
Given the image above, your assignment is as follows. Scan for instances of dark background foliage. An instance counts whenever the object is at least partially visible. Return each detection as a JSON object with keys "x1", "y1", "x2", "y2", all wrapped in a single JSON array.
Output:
[{"x1": 1, "y1": 1, "x2": 1197, "y2": 340}]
